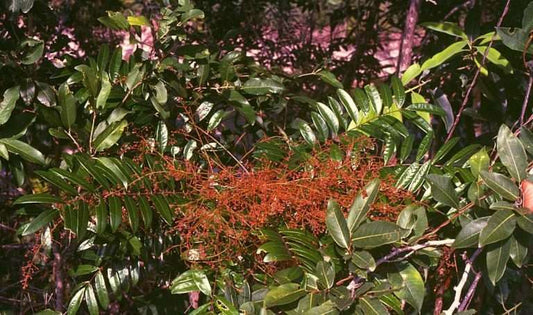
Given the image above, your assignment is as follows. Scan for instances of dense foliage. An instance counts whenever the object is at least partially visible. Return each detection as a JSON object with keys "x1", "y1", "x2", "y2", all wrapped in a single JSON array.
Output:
[{"x1": 1, "y1": 0, "x2": 533, "y2": 314}]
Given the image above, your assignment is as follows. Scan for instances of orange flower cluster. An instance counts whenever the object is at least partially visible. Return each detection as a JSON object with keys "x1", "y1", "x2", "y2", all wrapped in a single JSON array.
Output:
[{"x1": 161, "y1": 138, "x2": 414, "y2": 265}]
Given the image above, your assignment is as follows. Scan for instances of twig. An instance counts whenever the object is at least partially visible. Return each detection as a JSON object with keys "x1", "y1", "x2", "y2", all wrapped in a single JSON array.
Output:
[
  {"x1": 444, "y1": 248, "x2": 482, "y2": 315},
  {"x1": 196, "y1": 127, "x2": 250, "y2": 175},
  {"x1": 520, "y1": 74, "x2": 533, "y2": 127},
  {"x1": 374, "y1": 239, "x2": 454, "y2": 268},
  {"x1": 445, "y1": 0, "x2": 511, "y2": 142}
]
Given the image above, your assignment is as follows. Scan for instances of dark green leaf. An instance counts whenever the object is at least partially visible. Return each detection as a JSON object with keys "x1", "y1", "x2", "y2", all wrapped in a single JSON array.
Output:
[
  {"x1": 151, "y1": 195, "x2": 173, "y2": 225},
  {"x1": 497, "y1": 125, "x2": 527, "y2": 182},
  {"x1": 352, "y1": 251, "x2": 376, "y2": 271},
  {"x1": 486, "y1": 238, "x2": 511, "y2": 285},
  {"x1": 480, "y1": 170, "x2": 519, "y2": 201},
  {"x1": 35, "y1": 170, "x2": 77, "y2": 195},
  {"x1": 67, "y1": 287, "x2": 85, "y2": 315},
  {"x1": 13, "y1": 193, "x2": 62, "y2": 205},
  {"x1": 352, "y1": 221, "x2": 401, "y2": 249},
  {"x1": 95, "y1": 271, "x2": 109, "y2": 309},
  {"x1": 426, "y1": 174, "x2": 460, "y2": 208},
  {"x1": 479, "y1": 210, "x2": 516, "y2": 247},
  {"x1": 347, "y1": 179, "x2": 380, "y2": 233},
  {"x1": 108, "y1": 196, "x2": 122, "y2": 232},
  {"x1": 22, "y1": 209, "x2": 58, "y2": 236},
  {"x1": 0, "y1": 138, "x2": 45, "y2": 165},
  {"x1": 453, "y1": 217, "x2": 489, "y2": 248}
]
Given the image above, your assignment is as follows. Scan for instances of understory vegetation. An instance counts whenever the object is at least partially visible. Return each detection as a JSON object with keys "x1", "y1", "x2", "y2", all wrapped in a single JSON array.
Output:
[{"x1": 1, "y1": 0, "x2": 532, "y2": 314}]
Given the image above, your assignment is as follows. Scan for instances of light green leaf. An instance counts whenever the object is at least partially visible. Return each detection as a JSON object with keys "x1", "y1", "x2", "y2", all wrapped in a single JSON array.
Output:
[
  {"x1": 401, "y1": 63, "x2": 422, "y2": 85},
  {"x1": 183, "y1": 139, "x2": 198, "y2": 160},
  {"x1": 241, "y1": 78, "x2": 284, "y2": 95},
  {"x1": 326, "y1": 200, "x2": 350, "y2": 249},
  {"x1": 207, "y1": 110, "x2": 226, "y2": 131},
  {"x1": 127, "y1": 15, "x2": 149, "y2": 26},
  {"x1": 422, "y1": 22, "x2": 468, "y2": 39},
  {"x1": 479, "y1": 210, "x2": 516, "y2": 247},
  {"x1": 469, "y1": 148, "x2": 490, "y2": 178},
  {"x1": 98, "y1": 11, "x2": 130, "y2": 30},
  {"x1": 337, "y1": 89, "x2": 359, "y2": 122},
  {"x1": 298, "y1": 120, "x2": 317, "y2": 145},
  {"x1": 365, "y1": 84, "x2": 383, "y2": 114},
  {"x1": 421, "y1": 41, "x2": 468, "y2": 71},
  {"x1": 0, "y1": 86, "x2": 20, "y2": 126}
]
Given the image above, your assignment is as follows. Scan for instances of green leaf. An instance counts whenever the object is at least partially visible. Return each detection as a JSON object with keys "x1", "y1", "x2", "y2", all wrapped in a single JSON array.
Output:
[
  {"x1": 318, "y1": 70, "x2": 343, "y2": 89},
  {"x1": 95, "y1": 200, "x2": 107, "y2": 234},
  {"x1": 95, "y1": 271, "x2": 109, "y2": 309},
  {"x1": 0, "y1": 138, "x2": 45, "y2": 165},
  {"x1": 406, "y1": 103, "x2": 445, "y2": 116},
  {"x1": 391, "y1": 76, "x2": 406, "y2": 107},
  {"x1": 497, "y1": 125, "x2": 527, "y2": 182},
  {"x1": 496, "y1": 27, "x2": 533, "y2": 55},
  {"x1": 315, "y1": 261, "x2": 335, "y2": 290},
  {"x1": 423, "y1": 22, "x2": 468, "y2": 39},
  {"x1": 35, "y1": 170, "x2": 77, "y2": 195},
  {"x1": 183, "y1": 139, "x2": 198, "y2": 160},
  {"x1": 489, "y1": 201, "x2": 516, "y2": 211},
  {"x1": 479, "y1": 210, "x2": 516, "y2": 247},
  {"x1": 151, "y1": 195, "x2": 173, "y2": 225},
  {"x1": 67, "y1": 287, "x2": 85, "y2": 315},
  {"x1": 407, "y1": 160, "x2": 431, "y2": 192},
  {"x1": 365, "y1": 84, "x2": 383, "y2": 114},
  {"x1": 317, "y1": 102, "x2": 339, "y2": 135},
  {"x1": 516, "y1": 212, "x2": 533, "y2": 233},
  {"x1": 98, "y1": 11, "x2": 129, "y2": 30},
  {"x1": 433, "y1": 137, "x2": 459, "y2": 163},
  {"x1": 264, "y1": 283, "x2": 306, "y2": 307},
  {"x1": 519, "y1": 126, "x2": 533, "y2": 155},
  {"x1": 123, "y1": 196, "x2": 139, "y2": 233},
  {"x1": 181, "y1": 9, "x2": 205, "y2": 23},
  {"x1": 127, "y1": 15, "x2": 149, "y2": 26},
  {"x1": 108, "y1": 48, "x2": 122, "y2": 80},
  {"x1": 93, "y1": 120, "x2": 127, "y2": 151},
  {"x1": 359, "y1": 297, "x2": 389, "y2": 315},
  {"x1": 298, "y1": 121, "x2": 317, "y2": 145},
  {"x1": 49, "y1": 168, "x2": 95, "y2": 192},
  {"x1": 475, "y1": 46, "x2": 513, "y2": 74},
  {"x1": 392, "y1": 262, "x2": 425, "y2": 313},
  {"x1": 469, "y1": 148, "x2": 490, "y2": 178},
  {"x1": 426, "y1": 174, "x2": 460, "y2": 208},
  {"x1": 0, "y1": 86, "x2": 20, "y2": 126},
  {"x1": 170, "y1": 270, "x2": 211, "y2": 295},
  {"x1": 421, "y1": 41, "x2": 468, "y2": 71},
  {"x1": 401, "y1": 63, "x2": 422, "y2": 85},
  {"x1": 195, "y1": 101, "x2": 214, "y2": 122},
  {"x1": 156, "y1": 120, "x2": 168, "y2": 153},
  {"x1": 352, "y1": 251, "x2": 376, "y2": 271},
  {"x1": 326, "y1": 200, "x2": 351, "y2": 249},
  {"x1": 22, "y1": 209, "x2": 58, "y2": 236},
  {"x1": 108, "y1": 196, "x2": 122, "y2": 232},
  {"x1": 13, "y1": 193, "x2": 62, "y2": 205},
  {"x1": 352, "y1": 221, "x2": 401, "y2": 249},
  {"x1": 21, "y1": 39, "x2": 44, "y2": 64},
  {"x1": 311, "y1": 112, "x2": 329, "y2": 141},
  {"x1": 85, "y1": 285, "x2": 99, "y2": 315},
  {"x1": 337, "y1": 89, "x2": 359, "y2": 122},
  {"x1": 453, "y1": 217, "x2": 489, "y2": 248},
  {"x1": 399, "y1": 135, "x2": 414, "y2": 162},
  {"x1": 8, "y1": 0, "x2": 35, "y2": 13},
  {"x1": 138, "y1": 196, "x2": 153, "y2": 228},
  {"x1": 241, "y1": 78, "x2": 284, "y2": 95},
  {"x1": 479, "y1": 170, "x2": 519, "y2": 201},
  {"x1": 96, "y1": 73, "x2": 111, "y2": 109},
  {"x1": 347, "y1": 179, "x2": 380, "y2": 233},
  {"x1": 486, "y1": 238, "x2": 511, "y2": 285},
  {"x1": 207, "y1": 110, "x2": 225, "y2": 131},
  {"x1": 510, "y1": 235, "x2": 528, "y2": 267}
]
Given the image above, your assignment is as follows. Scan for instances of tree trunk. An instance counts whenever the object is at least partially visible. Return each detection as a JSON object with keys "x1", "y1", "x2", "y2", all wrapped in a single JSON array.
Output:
[{"x1": 397, "y1": 0, "x2": 422, "y2": 74}]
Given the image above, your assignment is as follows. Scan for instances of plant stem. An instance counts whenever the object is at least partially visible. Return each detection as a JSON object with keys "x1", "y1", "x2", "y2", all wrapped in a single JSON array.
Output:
[{"x1": 444, "y1": 248, "x2": 482, "y2": 315}]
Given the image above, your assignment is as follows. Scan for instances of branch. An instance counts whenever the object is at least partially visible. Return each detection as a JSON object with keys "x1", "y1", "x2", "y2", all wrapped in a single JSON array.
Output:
[
  {"x1": 444, "y1": 248, "x2": 482, "y2": 315},
  {"x1": 445, "y1": 0, "x2": 511, "y2": 142},
  {"x1": 458, "y1": 270, "x2": 482, "y2": 311}
]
